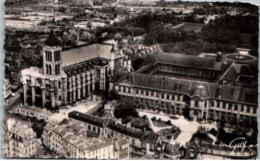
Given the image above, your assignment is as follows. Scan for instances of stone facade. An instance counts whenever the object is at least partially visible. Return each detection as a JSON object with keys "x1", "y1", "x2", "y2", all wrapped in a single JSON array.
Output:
[{"x1": 21, "y1": 32, "x2": 125, "y2": 110}]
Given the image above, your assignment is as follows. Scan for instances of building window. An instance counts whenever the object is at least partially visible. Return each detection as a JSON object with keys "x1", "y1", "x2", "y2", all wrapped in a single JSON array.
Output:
[
  {"x1": 241, "y1": 105, "x2": 244, "y2": 112},
  {"x1": 247, "y1": 107, "x2": 250, "y2": 113},
  {"x1": 46, "y1": 65, "x2": 52, "y2": 75},
  {"x1": 54, "y1": 51, "x2": 60, "y2": 62},
  {"x1": 58, "y1": 81, "x2": 61, "y2": 89},
  {"x1": 223, "y1": 102, "x2": 226, "y2": 109},
  {"x1": 46, "y1": 84, "x2": 50, "y2": 92},
  {"x1": 234, "y1": 104, "x2": 238, "y2": 111},
  {"x1": 49, "y1": 65, "x2": 52, "y2": 75},
  {"x1": 195, "y1": 100, "x2": 199, "y2": 107},
  {"x1": 45, "y1": 51, "x2": 52, "y2": 61},
  {"x1": 55, "y1": 64, "x2": 60, "y2": 75},
  {"x1": 228, "y1": 103, "x2": 232, "y2": 110},
  {"x1": 135, "y1": 89, "x2": 139, "y2": 95},
  {"x1": 156, "y1": 92, "x2": 159, "y2": 98},
  {"x1": 46, "y1": 64, "x2": 48, "y2": 74},
  {"x1": 161, "y1": 93, "x2": 164, "y2": 99},
  {"x1": 210, "y1": 100, "x2": 214, "y2": 107}
]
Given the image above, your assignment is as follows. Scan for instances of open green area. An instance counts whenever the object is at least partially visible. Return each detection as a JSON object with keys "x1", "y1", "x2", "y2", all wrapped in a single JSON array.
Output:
[{"x1": 174, "y1": 23, "x2": 205, "y2": 33}]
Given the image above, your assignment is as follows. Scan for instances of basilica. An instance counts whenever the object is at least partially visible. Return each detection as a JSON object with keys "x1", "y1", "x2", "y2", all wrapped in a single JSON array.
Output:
[{"x1": 21, "y1": 31, "x2": 128, "y2": 109}]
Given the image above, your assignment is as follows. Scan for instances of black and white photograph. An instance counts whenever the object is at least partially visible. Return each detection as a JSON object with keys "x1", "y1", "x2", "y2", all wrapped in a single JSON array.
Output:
[{"x1": 2, "y1": 0, "x2": 259, "y2": 159}]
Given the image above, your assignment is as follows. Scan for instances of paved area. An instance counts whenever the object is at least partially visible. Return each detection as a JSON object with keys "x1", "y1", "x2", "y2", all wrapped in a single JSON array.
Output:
[
  {"x1": 49, "y1": 101, "x2": 102, "y2": 122},
  {"x1": 138, "y1": 110, "x2": 217, "y2": 146},
  {"x1": 8, "y1": 101, "x2": 101, "y2": 123}
]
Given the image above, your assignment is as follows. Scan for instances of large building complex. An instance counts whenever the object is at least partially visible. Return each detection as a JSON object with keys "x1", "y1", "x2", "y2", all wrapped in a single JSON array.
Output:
[
  {"x1": 110, "y1": 52, "x2": 258, "y2": 127},
  {"x1": 21, "y1": 31, "x2": 128, "y2": 110}
]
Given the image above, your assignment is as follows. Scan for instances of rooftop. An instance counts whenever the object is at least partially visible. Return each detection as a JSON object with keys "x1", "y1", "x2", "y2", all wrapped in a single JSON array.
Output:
[
  {"x1": 8, "y1": 125, "x2": 36, "y2": 142},
  {"x1": 45, "y1": 30, "x2": 61, "y2": 47},
  {"x1": 112, "y1": 71, "x2": 258, "y2": 105},
  {"x1": 154, "y1": 52, "x2": 228, "y2": 70},
  {"x1": 61, "y1": 42, "x2": 113, "y2": 67},
  {"x1": 69, "y1": 111, "x2": 159, "y2": 143},
  {"x1": 44, "y1": 120, "x2": 114, "y2": 152}
]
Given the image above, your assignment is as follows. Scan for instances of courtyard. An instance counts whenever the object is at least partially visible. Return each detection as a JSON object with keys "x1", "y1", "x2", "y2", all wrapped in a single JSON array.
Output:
[{"x1": 137, "y1": 109, "x2": 218, "y2": 146}]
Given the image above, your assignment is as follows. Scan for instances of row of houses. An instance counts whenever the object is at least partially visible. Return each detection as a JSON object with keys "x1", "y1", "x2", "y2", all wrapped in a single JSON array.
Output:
[{"x1": 42, "y1": 119, "x2": 129, "y2": 159}]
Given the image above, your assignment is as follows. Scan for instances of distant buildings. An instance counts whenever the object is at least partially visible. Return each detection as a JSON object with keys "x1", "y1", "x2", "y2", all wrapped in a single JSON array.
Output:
[
  {"x1": 42, "y1": 120, "x2": 129, "y2": 159},
  {"x1": 66, "y1": 0, "x2": 93, "y2": 6},
  {"x1": 4, "y1": 123, "x2": 37, "y2": 158}
]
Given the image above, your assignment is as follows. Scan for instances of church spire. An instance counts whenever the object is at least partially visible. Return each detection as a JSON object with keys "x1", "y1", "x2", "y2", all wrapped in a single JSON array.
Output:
[{"x1": 45, "y1": 30, "x2": 61, "y2": 47}]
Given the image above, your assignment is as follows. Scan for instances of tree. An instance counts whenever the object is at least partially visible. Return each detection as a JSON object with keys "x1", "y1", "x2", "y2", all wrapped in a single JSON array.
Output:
[
  {"x1": 166, "y1": 120, "x2": 172, "y2": 125},
  {"x1": 107, "y1": 90, "x2": 119, "y2": 100},
  {"x1": 114, "y1": 103, "x2": 138, "y2": 119},
  {"x1": 87, "y1": 21, "x2": 92, "y2": 28},
  {"x1": 151, "y1": 116, "x2": 156, "y2": 121},
  {"x1": 132, "y1": 57, "x2": 144, "y2": 71}
]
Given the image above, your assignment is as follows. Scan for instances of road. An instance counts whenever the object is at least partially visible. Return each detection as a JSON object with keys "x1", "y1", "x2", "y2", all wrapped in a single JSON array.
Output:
[{"x1": 3, "y1": 92, "x2": 22, "y2": 122}]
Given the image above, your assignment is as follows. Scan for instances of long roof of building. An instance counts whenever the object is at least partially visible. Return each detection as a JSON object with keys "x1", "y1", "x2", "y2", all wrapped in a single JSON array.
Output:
[
  {"x1": 61, "y1": 43, "x2": 113, "y2": 67},
  {"x1": 154, "y1": 52, "x2": 230, "y2": 71},
  {"x1": 112, "y1": 71, "x2": 258, "y2": 105},
  {"x1": 69, "y1": 111, "x2": 158, "y2": 143}
]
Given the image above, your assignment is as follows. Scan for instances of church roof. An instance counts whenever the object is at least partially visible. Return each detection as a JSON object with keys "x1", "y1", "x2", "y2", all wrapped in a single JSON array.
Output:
[
  {"x1": 45, "y1": 30, "x2": 61, "y2": 47},
  {"x1": 61, "y1": 43, "x2": 113, "y2": 67}
]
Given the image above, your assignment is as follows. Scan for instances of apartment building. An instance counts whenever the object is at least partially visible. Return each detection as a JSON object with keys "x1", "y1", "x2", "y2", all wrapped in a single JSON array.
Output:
[
  {"x1": 42, "y1": 120, "x2": 129, "y2": 159},
  {"x1": 4, "y1": 125, "x2": 37, "y2": 158}
]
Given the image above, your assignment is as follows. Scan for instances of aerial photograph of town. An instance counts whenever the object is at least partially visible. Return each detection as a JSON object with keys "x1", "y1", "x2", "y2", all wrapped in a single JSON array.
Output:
[{"x1": 2, "y1": 0, "x2": 259, "y2": 159}]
